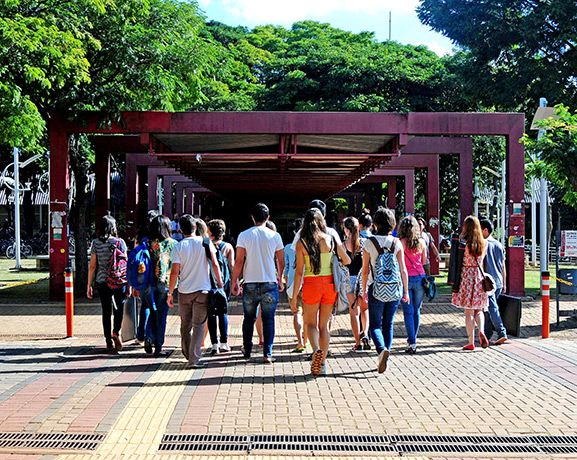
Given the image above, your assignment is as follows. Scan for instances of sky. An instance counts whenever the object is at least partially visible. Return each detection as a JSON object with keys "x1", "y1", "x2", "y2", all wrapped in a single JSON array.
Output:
[{"x1": 197, "y1": 0, "x2": 455, "y2": 56}]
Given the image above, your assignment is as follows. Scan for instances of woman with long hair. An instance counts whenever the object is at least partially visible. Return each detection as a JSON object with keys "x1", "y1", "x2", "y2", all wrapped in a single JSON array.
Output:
[
  {"x1": 343, "y1": 216, "x2": 370, "y2": 352},
  {"x1": 291, "y1": 208, "x2": 350, "y2": 375},
  {"x1": 452, "y1": 216, "x2": 489, "y2": 350},
  {"x1": 87, "y1": 215, "x2": 128, "y2": 351},
  {"x1": 143, "y1": 214, "x2": 177, "y2": 356},
  {"x1": 361, "y1": 207, "x2": 409, "y2": 373},
  {"x1": 396, "y1": 216, "x2": 427, "y2": 354}
]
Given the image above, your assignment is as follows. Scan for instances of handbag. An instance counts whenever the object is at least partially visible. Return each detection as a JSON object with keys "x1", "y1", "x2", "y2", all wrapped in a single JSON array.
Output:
[
  {"x1": 330, "y1": 237, "x2": 351, "y2": 313},
  {"x1": 475, "y1": 257, "x2": 496, "y2": 293}
]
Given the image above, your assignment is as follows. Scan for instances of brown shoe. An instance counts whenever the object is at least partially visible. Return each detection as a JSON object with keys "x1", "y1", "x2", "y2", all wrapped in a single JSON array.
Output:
[
  {"x1": 112, "y1": 333, "x2": 123, "y2": 352},
  {"x1": 494, "y1": 336, "x2": 508, "y2": 345}
]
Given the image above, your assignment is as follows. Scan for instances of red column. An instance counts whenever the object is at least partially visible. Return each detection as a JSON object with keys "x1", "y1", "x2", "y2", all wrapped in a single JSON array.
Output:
[
  {"x1": 147, "y1": 169, "x2": 159, "y2": 213},
  {"x1": 506, "y1": 120, "x2": 526, "y2": 297},
  {"x1": 405, "y1": 172, "x2": 415, "y2": 215},
  {"x1": 49, "y1": 116, "x2": 70, "y2": 300},
  {"x1": 125, "y1": 155, "x2": 139, "y2": 246},
  {"x1": 388, "y1": 178, "x2": 397, "y2": 210},
  {"x1": 94, "y1": 148, "x2": 110, "y2": 231},
  {"x1": 427, "y1": 155, "x2": 440, "y2": 275}
]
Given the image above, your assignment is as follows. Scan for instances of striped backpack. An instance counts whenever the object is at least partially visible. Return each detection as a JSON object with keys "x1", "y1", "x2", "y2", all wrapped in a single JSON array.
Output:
[{"x1": 369, "y1": 237, "x2": 403, "y2": 302}]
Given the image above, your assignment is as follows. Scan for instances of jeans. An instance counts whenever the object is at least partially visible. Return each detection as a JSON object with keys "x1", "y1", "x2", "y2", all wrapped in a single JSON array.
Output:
[
  {"x1": 143, "y1": 281, "x2": 170, "y2": 354},
  {"x1": 367, "y1": 284, "x2": 400, "y2": 354},
  {"x1": 95, "y1": 283, "x2": 125, "y2": 346},
  {"x1": 242, "y1": 282, "x2": 279, "y2": 358},
  {"x1": 485, "y1": 288, "x2": 507, "y2": 339},
  {"x1": 401, "y1": 275, "x2": 426, "y2": 345},
  {"x1": 208, "y1": 311, "x2": 228, "y2": 345}
]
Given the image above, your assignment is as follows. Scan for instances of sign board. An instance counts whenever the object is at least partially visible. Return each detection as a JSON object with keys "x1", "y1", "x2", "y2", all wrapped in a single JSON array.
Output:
[
  {"x1": 508, "y1": 235, "x2": 525, "y2": 248},
  {"x1": 560, "y1": 231, "x2": 577, "y2": 257}
]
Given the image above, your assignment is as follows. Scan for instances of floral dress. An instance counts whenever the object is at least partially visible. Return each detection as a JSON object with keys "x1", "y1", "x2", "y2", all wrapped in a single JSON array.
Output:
[{"x1": 451, "y1": 248, "x2": 489, "y2": 310}]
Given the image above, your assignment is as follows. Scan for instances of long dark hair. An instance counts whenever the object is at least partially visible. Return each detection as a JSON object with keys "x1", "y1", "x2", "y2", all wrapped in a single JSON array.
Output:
[
  {"x1": 397, "y1": 216, "x2": 421, "y2": 251},
  {"x1": 300, "y1": 208, "x2": 327, "y2": 275},
  {"x1": 343, "y1": 216, "x2": 361, "y2": 256},
  {"x1": 149, "y1": 215, "x2": 172, "y2": 241},
  {"x1": 373, "y1": 207, "x2": 396, "y2": 236},
  {"x1": 460, "y1": 215, "x2": 485, "y2": 257},
  {"x1": 98, "y1": 215, "x2": 117, "y2": 242}
]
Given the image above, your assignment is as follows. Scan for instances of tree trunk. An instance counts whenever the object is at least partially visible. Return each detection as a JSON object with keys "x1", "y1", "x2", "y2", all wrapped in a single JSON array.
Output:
[{"x1": 68, "y1": 135, "x2": 90, "y2": 297}]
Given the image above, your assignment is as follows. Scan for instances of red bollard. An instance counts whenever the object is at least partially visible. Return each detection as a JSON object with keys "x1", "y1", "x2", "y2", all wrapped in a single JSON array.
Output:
[
  {"x1": 65, "y1": 263, "x2": 74, "y2": 338},
  {"x1": 541, "y1": 271, "x2": 550, "y2": 339}
]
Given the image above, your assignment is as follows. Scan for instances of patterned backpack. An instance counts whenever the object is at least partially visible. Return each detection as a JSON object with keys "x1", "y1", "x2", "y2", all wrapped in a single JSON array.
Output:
[
  {"x1": 369, "y1": 237, "x2": 403, "y2": 302},
  {"x1": 106, "y1": 238, "x2": 128, "y2": 290}
]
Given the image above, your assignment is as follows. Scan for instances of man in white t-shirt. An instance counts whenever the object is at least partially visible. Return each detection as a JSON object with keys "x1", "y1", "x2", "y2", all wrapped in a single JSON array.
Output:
[
  {"x1": 168, "y1": 214, "x2": 223, "y2": 369},
  {"x1": 231, "y1": 203, "x2": 284, "y2": 363}
]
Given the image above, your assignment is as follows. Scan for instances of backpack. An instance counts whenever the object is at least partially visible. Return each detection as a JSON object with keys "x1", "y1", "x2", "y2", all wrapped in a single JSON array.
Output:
[
  {"x1": 106, "y1": 238, "x2": 128, "y2": 290},
  {"x1": 215, "y1": 242, "x2": 231, "y2": 291},
  {"x1": 127, "y1": 238, "x2": 153, "y2": 291},
  {"x1": 202, "y1": 238, "x2": 228, "y2": 315},
  {"x1": 369, "y1": 236, "x2": 403, "y2": 302}
]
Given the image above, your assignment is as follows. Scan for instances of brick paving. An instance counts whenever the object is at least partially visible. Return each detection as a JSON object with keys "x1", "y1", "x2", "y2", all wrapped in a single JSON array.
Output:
[{"x1": 0, "y1": 290, "x2": 576, "y2": 459}]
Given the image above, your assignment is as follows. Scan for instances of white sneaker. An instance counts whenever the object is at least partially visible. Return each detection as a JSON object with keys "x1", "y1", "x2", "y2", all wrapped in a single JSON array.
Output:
[
  {"x1": 211, "y1": 344, "x2": 219, "y2": 355},
  {"x1": 219, "y1": 343, "x2": 231, "y2": 352}
]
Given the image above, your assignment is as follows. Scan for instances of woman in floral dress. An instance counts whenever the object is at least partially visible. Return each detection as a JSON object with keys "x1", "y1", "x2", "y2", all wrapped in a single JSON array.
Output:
[{"x1": 451, "y1": 216, "x2": 489, "y2": 350}]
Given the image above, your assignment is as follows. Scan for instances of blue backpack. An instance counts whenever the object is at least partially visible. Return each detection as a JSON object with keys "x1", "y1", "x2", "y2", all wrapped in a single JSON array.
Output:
[
  {"x1": 369, "y1": 237, "x2": 403, "y2": 302},
  {"x1": 127, "y1": 238, "x2": 153, "y2": 291}
]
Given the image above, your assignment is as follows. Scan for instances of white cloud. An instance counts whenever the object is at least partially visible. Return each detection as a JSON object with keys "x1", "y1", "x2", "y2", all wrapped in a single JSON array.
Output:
[
  {"x1": 416, "y1": 40, "x2": 453, "y2": 57},
  {"x1": 218, "y1": 0, "x2": 419, "y2": 25}
]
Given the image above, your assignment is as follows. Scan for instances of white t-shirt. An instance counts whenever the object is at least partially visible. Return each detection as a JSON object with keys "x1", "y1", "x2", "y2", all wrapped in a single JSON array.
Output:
[
  {"x1": 237, "y1": 225, "x2": 284, "y2": 283},
  {"x1": 363, "y1": 235, "x2": 402, "y2": 285},
  {"x1": 172, "y1": 236, "x2": 215, "y2": 294},
  {"x1": 291, "y1": 226, "x2": 342, "y2": 250}
]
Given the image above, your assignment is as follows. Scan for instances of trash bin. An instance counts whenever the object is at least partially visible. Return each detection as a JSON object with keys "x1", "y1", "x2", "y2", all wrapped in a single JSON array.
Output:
[
  {"x1": 497, "y1": 294, "x2": 522, "y2": 337},
  {"x1": 558, "y1": 269, "x2": 577, "y2": 295}
]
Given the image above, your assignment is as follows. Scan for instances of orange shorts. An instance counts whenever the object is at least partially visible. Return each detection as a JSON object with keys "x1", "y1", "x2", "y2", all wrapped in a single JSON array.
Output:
[{"x1": 302, "y1": 275, "x2": 337, "y2": 306}]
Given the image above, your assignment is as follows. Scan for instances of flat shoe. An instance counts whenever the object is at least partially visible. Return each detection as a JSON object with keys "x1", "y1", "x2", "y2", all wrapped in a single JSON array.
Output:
[
  {"x1": 378, "y1": 349, "x2": 390, "y2": 374},
  {"x1": 462, "y1": 344, "x2": 475, "y2": 350},
  {"x1": 263, "y1": 357, "x2": 275, "y2": 364},
  {"x1": 479, "y1": 332, "x2": 489, "y2": 349},
  {"x1": 494, "y1": 336, "x2": 508, "y2": 345}
]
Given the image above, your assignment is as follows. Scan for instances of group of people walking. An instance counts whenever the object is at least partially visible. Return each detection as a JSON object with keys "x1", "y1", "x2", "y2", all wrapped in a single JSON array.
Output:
[{"x1": 86, "y1": 200, "x2": 508, "y2": 376}]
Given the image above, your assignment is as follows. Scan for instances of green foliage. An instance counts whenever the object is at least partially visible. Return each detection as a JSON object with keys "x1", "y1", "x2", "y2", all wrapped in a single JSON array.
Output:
[
  {"x1": 522, "y1": 104, "x2": 577, "y2": 206},
  {"x1": 417, "y1": 0, "x2": 577, "y2": 113}
]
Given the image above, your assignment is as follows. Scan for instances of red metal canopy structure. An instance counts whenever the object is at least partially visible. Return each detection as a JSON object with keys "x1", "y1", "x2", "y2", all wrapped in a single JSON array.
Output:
[{"x1": 50, "y1": 111, "x2": 526, "y2": 298}]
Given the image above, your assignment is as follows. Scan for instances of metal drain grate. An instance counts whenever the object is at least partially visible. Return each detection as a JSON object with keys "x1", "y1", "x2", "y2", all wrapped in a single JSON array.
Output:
[
  {"x1": 0, "y1": 432, "x2": 104, "y2": 450},
  {"x1": 158, "y1": 433, "x2": 577, "y2": 454}
]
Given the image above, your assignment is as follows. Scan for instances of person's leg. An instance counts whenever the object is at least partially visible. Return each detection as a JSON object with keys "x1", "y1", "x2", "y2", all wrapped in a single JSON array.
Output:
[
  {"x1": 318, "y1": 303, "x2": 333, "y2": 361},
  {"x1": 289, "y1": 293, "x2": 305, "y2": 349},
  {"x1": 348, "y1": 292, "x2": 361, "y2": 347},
  {"x1": 190, "y1": 291, "x2": 209, "y2": 364},
  {"x1": 153, "y1": 283, "x2": 170, "y2": 355},
  {"x1": 411, "y1": 278, "x2": 426, "y2": 343},
  {"x1": 179, "y1": 292, "x2": 194, "y2": 362},
  {"x1": 359, "y1": 296, "x2": 370, "y2": 339},
  {"x1": 367, "y1": 285, "x2": 386, "y2": 354},
  {"x1": 260, "y1": 283, "x2": 279, "y2": 359},
  {"x1": 138, "y1": 287, "x2": 152, "y2": 343},
  {"x1": 255, "y1": 307, "x2": 264, "y2": 344},
  {"x1": 207, "y1": 313, "x2": 218, "y2": 345},
  {"x1": 485, "y1": 288, "x2": 506, "y2": 339},
  {"x1": 381, "y1": 300, "x2": 400, "y2": 351},
  {"x1": 464, "y1": 308, "x2": 476, "y2": 347},
  {"x1": 402, "y1": 277, "x2": 417, "y2": 345},
  {"x1": 218, "y1": 312, "x2": 228, "y2": 344},
  {"x1": 111, "y1": 287, "x2": 125, "y2": 337},
  {"x1": 474, "y1": 308, "x2": 485, "y2": 337},
  {"x1": 96, "y1": 283, "x2": 114, "y2": 348},
  {"x1": 241, "y1": 283, "x2": 258, "y2": 357},
  {"x1": 302, "y1": 302, "x2": 321, "y2": 351}
]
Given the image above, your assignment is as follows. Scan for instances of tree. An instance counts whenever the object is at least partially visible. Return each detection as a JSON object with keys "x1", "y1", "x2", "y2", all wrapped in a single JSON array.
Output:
[
  {"x1": 417, "y1": 0, "x2": 577, "y2": 113},
  {"x1": 523, "y1": 104, "x2": 577, "y2": 207}
]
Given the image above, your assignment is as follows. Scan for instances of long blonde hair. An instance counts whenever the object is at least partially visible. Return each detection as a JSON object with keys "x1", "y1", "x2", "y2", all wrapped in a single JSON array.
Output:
[{"x1": 460, "y1": 215, "x2": 485, "y2": 257}]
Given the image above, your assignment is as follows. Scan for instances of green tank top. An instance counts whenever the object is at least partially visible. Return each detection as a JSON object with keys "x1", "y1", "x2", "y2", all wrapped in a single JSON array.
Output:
[{"x1": 304, "y1": 252, "x2": 332, "y2": 277}]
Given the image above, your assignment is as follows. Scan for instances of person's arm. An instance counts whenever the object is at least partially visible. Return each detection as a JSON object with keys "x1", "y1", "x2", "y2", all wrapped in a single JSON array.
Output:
[
  {"x1": 87, "y1": 252, "x2": 97, "y2": 299},
  {"x1": 361, "y1": 248, "x2": 371, "y2": 304},
  {"x1": 167, "y1": 263, "x2": 180, "y2": 308},
  {"x1": 420, "y1": 239, "x2": 428, "y2": 265},
  {"x1": 335, "y1": 239, "x2": 351, "y2": 265},
  {"x1": 396, "y1": 243, "x2": 410, "y2": 303},
  {"x1": 210, "y1": 251, "x2": 224, "y2": 289},
  {"x1": 275, "y1": 248, "x2": 285, "y2": 291},
  {"x1": 231, "y1": 246, "x2": 246, "y2": 296},
  {"x1": 290, "y1": 242, "x2": 305, "y2": 312},
  {"x1": 225, "y1": 243, "x2": 235, "y2": 273},
  {"x1": 284, "y1": 248, "x2": 290, "y2": 278},
  {"x1": 502, "y1": 261, "x2": 507, "y2": 293},
  {"x1": 429, "y1": 234, "x2": 440, "y2": 262}
]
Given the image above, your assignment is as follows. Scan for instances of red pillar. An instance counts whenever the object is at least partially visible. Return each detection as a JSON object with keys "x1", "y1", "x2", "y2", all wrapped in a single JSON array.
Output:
[
  {"x1": 49, "y1": 116, "x2": 70, "y2": 300},
  {"x1": 147, "y1": 170, "x2": 159, "y2": 213},
  {"x1": 388, "y1": 178, "x2": 397, "y2": 210},
  {"x1": 506, "y1": 120, "x2": 526, "y2": 297},
  {"x1": 94, "y1": 148, "x2": 110, "y2": 231},
  {"x1": 427, "y1": 156, "x2": 440, "y2": 275},
  {"x1": 125, "y1": 155, "x2": 139, "y2": 246},
  {"x1": 405, "y1": 172, "x2": 415, "y2": 215}
]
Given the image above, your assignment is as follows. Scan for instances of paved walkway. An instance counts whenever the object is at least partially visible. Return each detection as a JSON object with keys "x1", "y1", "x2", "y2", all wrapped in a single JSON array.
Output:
[{"x1": 1, "y1": 290, "x2": 577, "y2": 459}]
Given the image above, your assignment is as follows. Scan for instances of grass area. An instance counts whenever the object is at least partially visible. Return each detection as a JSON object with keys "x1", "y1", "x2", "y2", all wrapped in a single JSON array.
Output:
[{"x1": 0, "y1": 258, "x2": 51, "y2": 300}]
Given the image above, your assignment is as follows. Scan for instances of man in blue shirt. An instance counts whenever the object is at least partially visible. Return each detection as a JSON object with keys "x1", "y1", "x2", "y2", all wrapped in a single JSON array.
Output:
[{"x1": 480, "y1": 219, "x2": 508, "y2": 345}]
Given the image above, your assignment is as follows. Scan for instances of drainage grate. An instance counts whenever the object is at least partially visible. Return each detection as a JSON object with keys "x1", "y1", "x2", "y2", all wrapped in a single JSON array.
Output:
[
  {"x1": 158, "y1": 433, "x2": 577, "y2": 454},
  {"x1": 0, "y1": 432, "x2": 104, "y2": 451}
]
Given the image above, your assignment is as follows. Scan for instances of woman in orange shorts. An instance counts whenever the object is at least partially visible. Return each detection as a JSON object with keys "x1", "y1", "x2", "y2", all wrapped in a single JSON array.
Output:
[{"x1": 291, "y1": 208, "x2": 350, "y2": 375}]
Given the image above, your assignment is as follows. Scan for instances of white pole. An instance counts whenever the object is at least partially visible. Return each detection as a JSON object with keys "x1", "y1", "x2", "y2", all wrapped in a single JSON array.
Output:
[
  {"x1": 474, "y1": 180, "x2": 479, "y2": 217},
  {"x1": 538, "y1": 98, "x2": 549, "y2": 287},
  {"x1": 13, "y1": 147, "x2": 21, "y2": 269},
  {"x1": 157, "y1": 176, "x2": 163, "y2": 214}
]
